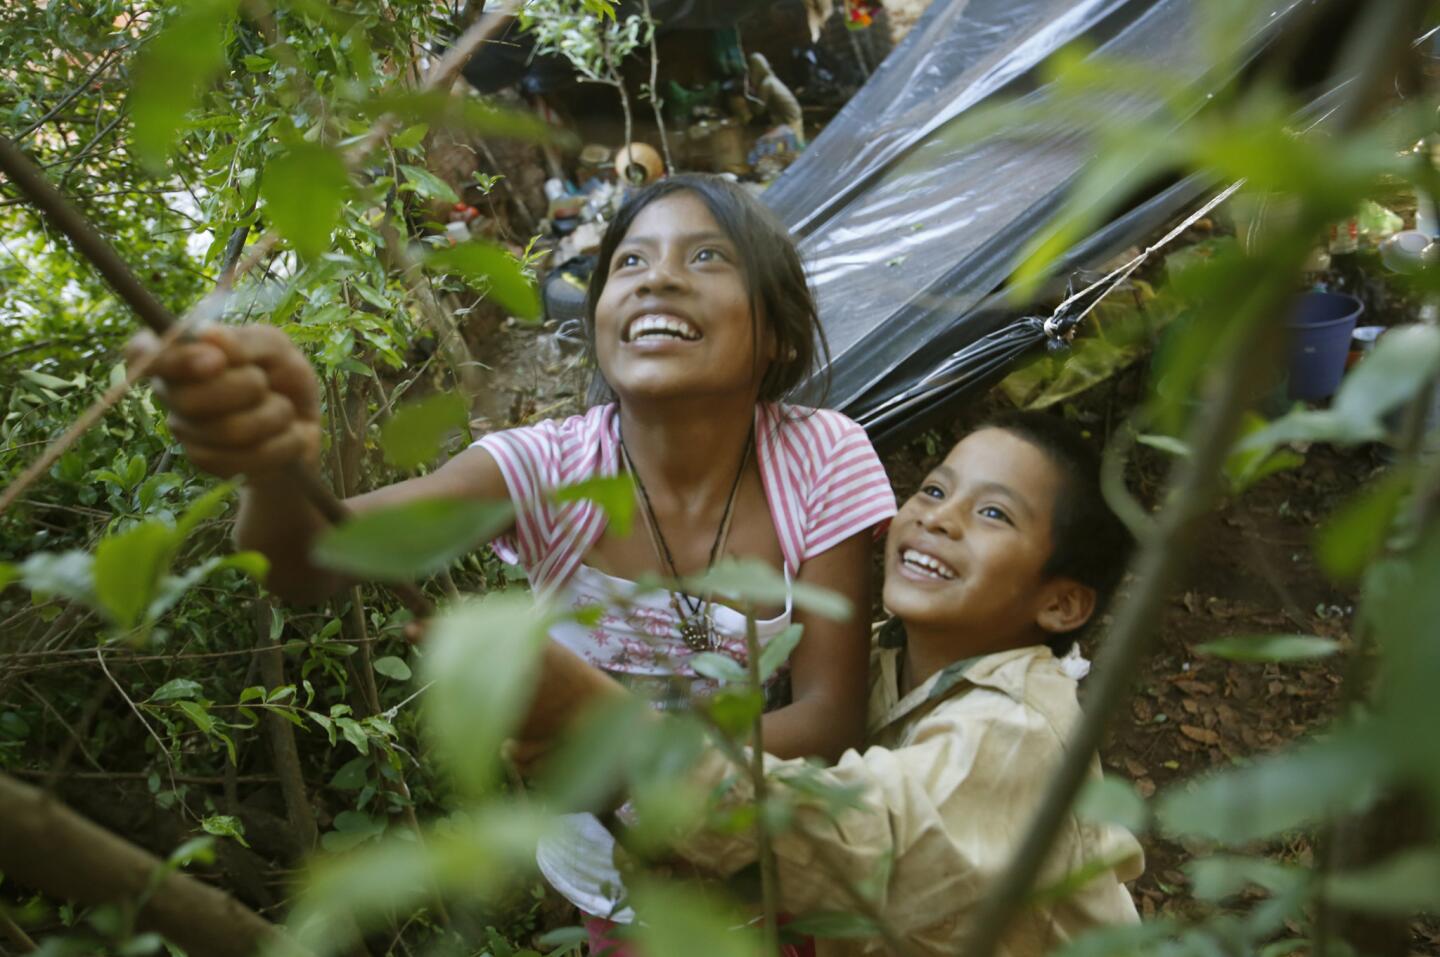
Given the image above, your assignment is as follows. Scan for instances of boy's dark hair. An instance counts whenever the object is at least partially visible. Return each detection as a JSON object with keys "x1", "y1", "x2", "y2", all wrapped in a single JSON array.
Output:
[
  {"x1": 583, "y1": 173, "x2": 830, "y2": 405},
  {"x1": 980, "y1": 411, "x2": 1133, "y2": 656}
]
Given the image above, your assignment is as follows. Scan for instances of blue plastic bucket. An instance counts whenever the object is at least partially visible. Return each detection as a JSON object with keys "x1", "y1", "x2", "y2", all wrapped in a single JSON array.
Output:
[{"x1": 1288, "y1": 292, "x2": 1364, "y2": 401}]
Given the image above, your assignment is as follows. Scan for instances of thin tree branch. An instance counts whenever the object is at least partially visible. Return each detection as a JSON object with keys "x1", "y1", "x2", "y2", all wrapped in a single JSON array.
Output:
[
  {"x1": 13, "y1": 47, "x2": 125, "y2": 141},
  {"x1": 96, "y1": 647, "x2": 183, "y2": 803},
  {"x1": 742, "y1": 610, "x2": 781, "y2": 955},
  {"x1": 251, "y1": 599, "x2": 319, "y2": 854},
  {"x1": 0, "y1": 908, "x2": 37, "y2": 954},
  {"x1": 8, "y1": 768, "x2": 280, "y2": 785},
  {"x1": 19, "y1": 679, "x2": 105, "y2": 775}
]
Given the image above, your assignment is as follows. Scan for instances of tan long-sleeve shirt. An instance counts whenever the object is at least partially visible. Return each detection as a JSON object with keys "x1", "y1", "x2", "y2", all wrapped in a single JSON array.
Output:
[{"x1": 674, "y1": 641, "x2": 1144, "y2": 956}]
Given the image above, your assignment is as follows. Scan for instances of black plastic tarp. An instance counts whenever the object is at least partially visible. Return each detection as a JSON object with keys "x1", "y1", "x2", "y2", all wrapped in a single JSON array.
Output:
[{"x1": 765, "y1": 0, "x2": 1314, "y2": 445}]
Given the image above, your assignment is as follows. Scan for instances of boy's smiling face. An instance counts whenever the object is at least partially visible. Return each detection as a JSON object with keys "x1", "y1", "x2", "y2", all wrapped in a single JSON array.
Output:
[{"x1": 884, "y1": 428, "x2": 1091, "y2": 658}]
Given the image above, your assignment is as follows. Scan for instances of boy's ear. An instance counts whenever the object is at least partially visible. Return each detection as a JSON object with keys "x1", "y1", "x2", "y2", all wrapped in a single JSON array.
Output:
[{"x1": 1035, "y1": 578, "x2": 1097, "y2": 635}]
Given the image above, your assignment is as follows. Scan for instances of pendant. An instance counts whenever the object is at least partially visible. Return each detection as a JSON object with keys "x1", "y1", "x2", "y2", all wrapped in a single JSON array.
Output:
[{"x1": 678, "y1": 612, "x2": 713, "y2": 653}]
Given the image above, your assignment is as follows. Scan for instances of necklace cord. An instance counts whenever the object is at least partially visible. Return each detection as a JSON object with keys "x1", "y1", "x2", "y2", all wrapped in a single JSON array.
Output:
[{"x1": 619, "y1": 426, "x2": 753, "y2": 650}]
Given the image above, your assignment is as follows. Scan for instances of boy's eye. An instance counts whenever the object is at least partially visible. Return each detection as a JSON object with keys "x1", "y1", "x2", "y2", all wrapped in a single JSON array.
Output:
[
  {"x1": 919, "y1": 484, "x2": 944, "y2": 500},
  {"x1": 978, "y1": 505, "x2": 1013, "y2": 525}
]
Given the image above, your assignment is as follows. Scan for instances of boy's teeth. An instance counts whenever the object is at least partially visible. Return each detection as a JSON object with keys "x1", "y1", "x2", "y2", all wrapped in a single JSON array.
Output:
[
  {"x1": 627, "y1": 314, "x2": 700, "y2": 342},
  {"x1": 901, "y1": 548, "x2": 956, "y2": 580}
]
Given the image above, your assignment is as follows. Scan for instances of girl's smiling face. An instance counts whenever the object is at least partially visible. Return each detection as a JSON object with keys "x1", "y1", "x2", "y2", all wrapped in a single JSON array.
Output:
[{"x1": 593, "y1": 192, "x2": 775, "y2": 403}]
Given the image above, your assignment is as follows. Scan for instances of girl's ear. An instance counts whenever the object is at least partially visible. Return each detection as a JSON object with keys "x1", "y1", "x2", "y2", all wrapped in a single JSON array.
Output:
[{"x1": 1035, "y1": 579, "x2": 1097, "y2": 635}]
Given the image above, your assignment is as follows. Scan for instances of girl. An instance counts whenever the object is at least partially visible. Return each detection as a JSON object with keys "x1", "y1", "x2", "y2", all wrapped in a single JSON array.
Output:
[{"x1": 133, "y1": 173, "x2": 896, "y2": 942}]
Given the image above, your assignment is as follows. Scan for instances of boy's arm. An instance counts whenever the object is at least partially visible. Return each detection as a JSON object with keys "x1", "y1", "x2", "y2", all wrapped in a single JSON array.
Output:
[
  {"x1": 671, "y1": 691, "x2": 1141, "y2": 938},
  {"x1": 760, "y1": 530, "x2": 872, "y2": 762},
  {"x1": 515, "y1": 641, "x2": 631, "y2": 749}
]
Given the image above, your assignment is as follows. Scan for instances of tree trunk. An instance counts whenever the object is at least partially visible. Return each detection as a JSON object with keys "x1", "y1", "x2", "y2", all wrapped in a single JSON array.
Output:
[{"x1": 0, "y1": 772, "x2": 302, "y2": 957}]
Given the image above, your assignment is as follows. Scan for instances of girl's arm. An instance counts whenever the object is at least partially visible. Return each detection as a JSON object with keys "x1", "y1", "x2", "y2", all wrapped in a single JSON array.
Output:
[
  {"x1": 239, "y1": 445, "x2": 511, "y2": 604},
  {"x1": 132, "y1": 324, "x2": 513, "y2": 605},
  {"x1": 758, "y1": 529, "x2": 873, "y2": 762}
]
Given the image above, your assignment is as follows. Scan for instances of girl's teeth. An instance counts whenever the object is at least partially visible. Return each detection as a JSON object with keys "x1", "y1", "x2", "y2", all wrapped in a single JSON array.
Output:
[
  {"x1": 628, "y1": 314, "x2": 700, "y2": 342},
  {"x1": 902, "y1": 548, "x2": 955, "y2": 580}
]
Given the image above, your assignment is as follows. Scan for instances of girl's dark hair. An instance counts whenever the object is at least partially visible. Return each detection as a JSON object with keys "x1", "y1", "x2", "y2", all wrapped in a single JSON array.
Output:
[
  {"x1": 582, "y1": 174, "x2": 830, "y2": 405},
  {"x1": 979, "y1": 411, "x2": 1134, "y2": 656}
]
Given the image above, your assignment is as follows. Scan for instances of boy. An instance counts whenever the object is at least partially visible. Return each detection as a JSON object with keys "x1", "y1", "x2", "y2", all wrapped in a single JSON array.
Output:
[{"x1": 520, "y1": 412, "x2": 1144, "y2": 956}]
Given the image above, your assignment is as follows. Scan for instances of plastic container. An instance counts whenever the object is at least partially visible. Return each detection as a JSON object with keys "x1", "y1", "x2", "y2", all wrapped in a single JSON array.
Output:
[
  {"x1": 1346, "y1": 324, "x2": 1386, "y2": 370},
  {"x1": 1288, "y1": 291, "x2": 1364, "y2": 401}
]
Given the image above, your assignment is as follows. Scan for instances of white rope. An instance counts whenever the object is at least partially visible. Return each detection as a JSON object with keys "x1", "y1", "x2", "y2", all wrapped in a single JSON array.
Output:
[{"x1": 1042, "y1": 179, "x2": 1247, "y2": 338}]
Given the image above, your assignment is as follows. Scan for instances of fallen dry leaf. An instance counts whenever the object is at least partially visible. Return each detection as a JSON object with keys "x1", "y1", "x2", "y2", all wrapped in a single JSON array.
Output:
[{"x1": 1180, "y1": 725, "x2": 1221, "y2": 746}]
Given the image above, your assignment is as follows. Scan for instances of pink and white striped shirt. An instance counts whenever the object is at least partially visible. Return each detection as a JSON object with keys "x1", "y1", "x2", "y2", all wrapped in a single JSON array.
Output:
[{"x1": 475, "y1": 402, "x2": 896, "y2": 593}]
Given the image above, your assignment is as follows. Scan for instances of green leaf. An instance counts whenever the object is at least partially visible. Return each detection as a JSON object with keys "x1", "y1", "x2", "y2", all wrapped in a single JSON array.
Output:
[
  {"x1": 1196, "y1": 634, "x2": 1340, "y2": 663},
  {"x1": 360, "y1": 91, "x2": 558, "y2": 143},
  {"x1": 288, "y1": 807, "x2": 551, "y2": 950},
  {"x1": 334, "y1": 717, "x2": 367, "y2": 754},
  {"x1": 94, "y1": 521, "x2": 175, "y2": 629},
  {"x1": 780, "y1": 913, "x2": 880, "y2": 940},
  {"x1": 378, "y1": 392, "x2": 470, "y2": 470},
  {"x1": 1186, "y1": 854, "x2": 1306, "y2": 902},
  {"x1": 311, "y1": 498, "x2": 513, "y2": 582},
  {"x1": 20, "y1": 370, "x2": 73, "y2": 390},
  {"x1": 1050, "y1": 920, "x2": 1180, "y2": 957},
  {"x1": 1075, "y1": 775, "x2": 1149, "y2": 833},
  {"x1": 173, "y1": 482, "x2": 236, "y2": 545},
  {"x1": 1325, "y1": 849, "x2": 1440, "y2": 915},
  {"x1": 426, "y1": 242, "x2": 541, "y2": 321},
  {"x1": 200, "y1": 814, "x2": 249, "y2": 847},
  {"x1": 422, "y1": 593, "x2": 552, "y2": 796},
  {"x1": 398, "y1": 163, "x2": 458, "y2": 204},
  {"x1": 1136, "y1": 434, "x2": 1190, "y2": 457},
  {"x1": 373, "y1": 656, "x2": 412, "y2": 681},
  {"x1": 706, "y1": 688, "x2": 762, "y2": 737},
  {"x1": 628, "y1": 881, "x2": 765, "y2": 957},
  {"x1": 19, "y1": 550, "x2": 95, "y2": 605},
  {"x1": 330, "y1": 756, "x2": 370, "y2": 791},
  {"x1": 392, "y1": 123, "x2": 429, "y2": 150},
  {"x1": 128, "y1": 0, "x2": 240, "y2": 166},
  {"x1": 1316, "y1": 470, "x2": 1412, "y2": 583},
  {"x1": 1157, "y1": 730, "x2": 1389, "y2": 843},
  {"x1": 757, "y1": 624, "x2": 804, "y2": 682},
  {"x1": 532, "y1": 693, "x2": 668, "y2": 810},
  {"x1": 552, "y1": 475, "x2": 636, "y2": 538},
  {"x1": 687, "y1": 558, "x2": 851, "y2": 623},
  {"x1": 147, "y1": 552, "x2": 268, "y2": 623},
  {"x1": 262, "y1": 143, "x2": 350, "y2": 259},
  {"x1": 1224, "y1": 413, "x2": 1305, "y2": 493},
  {"x1": 1332, "y1": 324, "x2": 1440, "y2": 424},
  {"x1": 150, "y1": 679, "x2": 202, "y2": 703},
  {"x1": 177, "y1": 700, "x2": 216, "y2": 734},
  {"x1": 321, "y1": 810, "x2": 386, "y2": 853},
  {"x1": 690, "y1": 652, "x2": 747, "y2": 684},
  {"x1": 0, "y1": 562, "x2": 17, "y2": 591},
  {"x1": 167, "y1": 836, "x2": 215, "y2": 868},
  {"x1": 535, "y1": 928, "x2": 590, "y2": 950}
]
